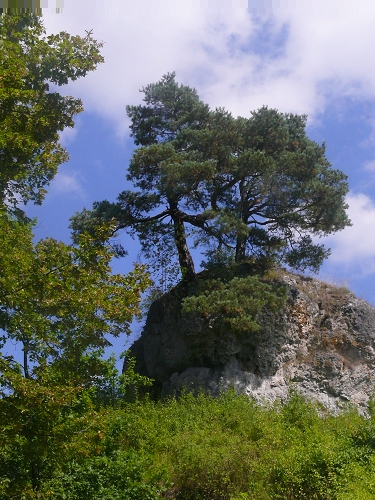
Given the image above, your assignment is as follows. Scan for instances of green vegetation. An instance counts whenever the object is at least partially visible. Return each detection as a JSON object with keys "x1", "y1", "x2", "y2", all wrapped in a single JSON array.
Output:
[
  {"x1": 0, "y1": 13, "x2": 365, "y2": 500},
  {"x1": 0, "y1": 214, "x2": 151, "y2": 380},
  {"x1": 181, "y1": 264, "x2": 288, "y2": 334},
  {"x1": 0, "y1": 13, "x2": 103, "y2": 211},
  {"x1": 71, "y1": 72, "x2": 350, "y2": 286},
  {"x1": 0, "y1": 13, "x2": 152, "y2": 498},
  {"x1": 3, "y1": 389, "x2": 375, "y2": 499}
]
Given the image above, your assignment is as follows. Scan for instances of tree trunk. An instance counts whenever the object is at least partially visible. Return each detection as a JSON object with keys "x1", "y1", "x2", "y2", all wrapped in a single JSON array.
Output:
[
  {"x1": 171, "y1": 209, "x2": 195, "y2": 282},
  {"x1": 235, "y1": 236, "x2": 247, "y2": 263},
  {"x1": 23, "y1": 342, "x2": 29, "y2": 379},
  {"x1": 235, "y1": 180, "x2": 248, "y2": 263}
]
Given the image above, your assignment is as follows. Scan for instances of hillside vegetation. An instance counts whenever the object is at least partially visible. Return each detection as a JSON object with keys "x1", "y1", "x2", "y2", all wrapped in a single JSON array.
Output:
[{"x1": 3, "y1": 385, "x2": 375, "y2": 499}]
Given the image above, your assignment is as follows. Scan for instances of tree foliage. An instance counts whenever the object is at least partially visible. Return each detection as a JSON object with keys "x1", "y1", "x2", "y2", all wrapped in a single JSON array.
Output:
[
  {"x1": 0, "y1": 213, "x2": 151, "y2": 383},
  {"x1": 71, "y1": 73, "x2": 350, "y2": 283},
  {"x1": 0, "y1": 212, "x2": 152, "y2": 496},
  {"x1": 0, "y1": 13, "x2": 104, "y2": 209},
  {"x1": 0, "y1": 14, "x2": 157, "y2": 498},
  {"x1": 0, "y1": 368, "x2": 96, "y2": 495},
  {"x1": 182, "y1": 274, "x2": 286, "y2": 334}
]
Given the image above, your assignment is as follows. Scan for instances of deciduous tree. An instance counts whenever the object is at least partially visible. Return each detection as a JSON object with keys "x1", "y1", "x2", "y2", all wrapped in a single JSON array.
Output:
[
  {"x1": 0, "y1": 214, "x2": 151, "y2": 383},
  {"x1": 0, "y1": 14, "x2": 104, "y2": 209}
]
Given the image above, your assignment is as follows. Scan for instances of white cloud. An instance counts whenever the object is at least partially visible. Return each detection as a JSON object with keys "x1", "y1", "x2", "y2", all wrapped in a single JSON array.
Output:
[
  {"x1": 321, "y1": 193, "x2": 375, "y2": 275},
  {"x1": 58, "y1": 125, "x2": 79, "y2": 147},
  {"x1": 40, "y1": 0, "x2": 375, "y2": 135},
  {"x1": 363, "y1": 159, "x2": 375, "y2": 172},
  {"x1": 40, "y1": 0, "x2": 375, "y2": 287},
  {"x1": 50, "y1": 171, "x2": 85, "y2": 197}
]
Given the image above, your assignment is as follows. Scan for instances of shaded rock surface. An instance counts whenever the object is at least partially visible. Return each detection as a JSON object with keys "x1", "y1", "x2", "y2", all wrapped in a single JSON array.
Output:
[{"x1": 127, "y1": 271, "x2": 375, "y2": 414}]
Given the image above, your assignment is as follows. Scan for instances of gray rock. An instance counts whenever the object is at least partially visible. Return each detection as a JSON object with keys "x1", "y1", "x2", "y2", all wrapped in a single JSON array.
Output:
[{"x1": 127, "y1": 271, "x2": 375, "y2": 414}]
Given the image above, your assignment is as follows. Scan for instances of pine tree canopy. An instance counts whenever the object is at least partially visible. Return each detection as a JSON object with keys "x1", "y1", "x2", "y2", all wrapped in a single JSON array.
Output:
[{"x1": 70, "y1": 72, "x2": 351, "y2": 282}]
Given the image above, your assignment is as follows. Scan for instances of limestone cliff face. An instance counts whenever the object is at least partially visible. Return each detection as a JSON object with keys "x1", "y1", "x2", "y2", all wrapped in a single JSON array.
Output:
[{"x1": 128, "y1": 271, "x2": 375, "y2": 414}]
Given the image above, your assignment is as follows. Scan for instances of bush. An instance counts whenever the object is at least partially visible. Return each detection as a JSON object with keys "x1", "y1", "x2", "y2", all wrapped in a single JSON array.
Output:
[
  {"x1": 40, "y1": 451, "x2": 167, "y2": 500},
  {"x1": 6, "y1": 389, "x2": 375, "y2": 499}
]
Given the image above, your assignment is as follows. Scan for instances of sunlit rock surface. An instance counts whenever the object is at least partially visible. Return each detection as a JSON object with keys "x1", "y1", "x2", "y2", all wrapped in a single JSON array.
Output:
[{"x1": 127, "y1": 271, "x2": 375, "y2": 414}]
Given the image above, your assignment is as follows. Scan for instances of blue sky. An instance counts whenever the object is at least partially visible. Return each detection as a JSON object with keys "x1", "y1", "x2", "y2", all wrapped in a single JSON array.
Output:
[{"x1": 20, "y1": 0, "x2": 375, "y2": 355}]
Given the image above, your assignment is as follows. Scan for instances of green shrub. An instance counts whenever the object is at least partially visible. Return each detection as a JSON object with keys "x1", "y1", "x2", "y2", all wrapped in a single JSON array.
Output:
[
  {"x1": 6, "y1": 389, "x2": 375, "y2": 499},
  {"x1": 40, "y1": 451, "x2": 167, "y2": 500}
]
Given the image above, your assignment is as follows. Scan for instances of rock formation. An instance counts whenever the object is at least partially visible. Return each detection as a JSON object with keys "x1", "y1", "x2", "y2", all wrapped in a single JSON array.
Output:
[{"x1": 127, "y1": 270, "x2": 375, "y2": 414}]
